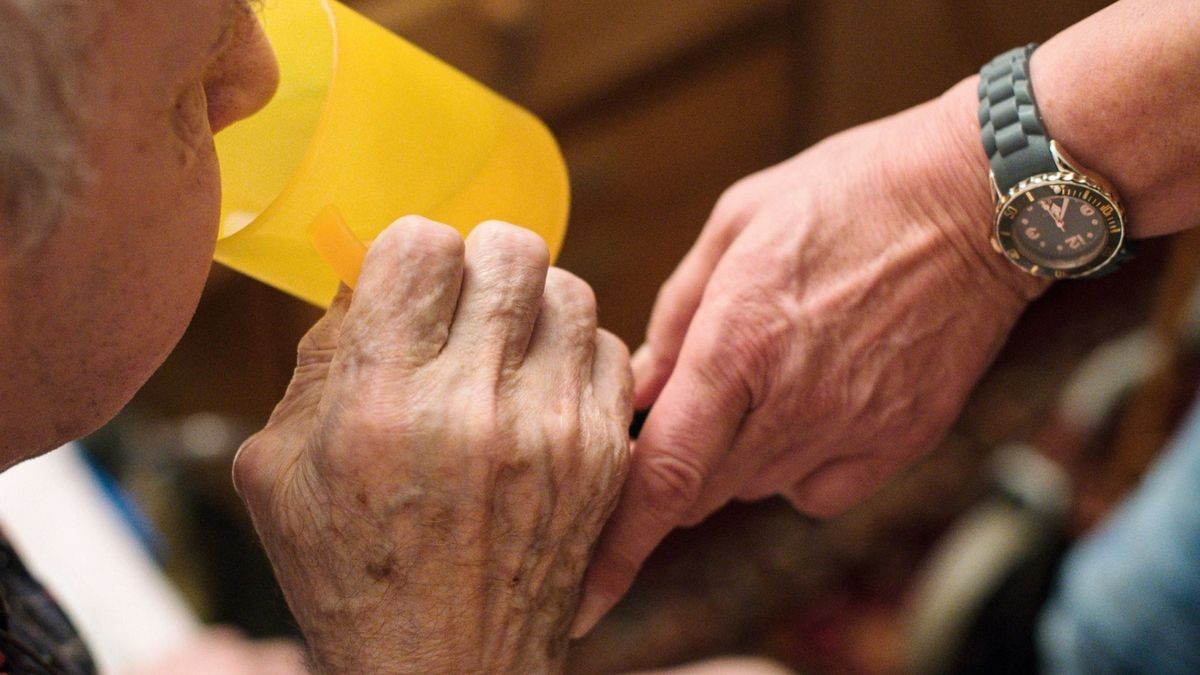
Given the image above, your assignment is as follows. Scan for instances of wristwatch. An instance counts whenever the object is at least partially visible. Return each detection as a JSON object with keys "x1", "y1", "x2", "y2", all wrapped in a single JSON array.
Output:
[{"x1": 978, "y1": 44, "x2": 1129, "y2": 279}]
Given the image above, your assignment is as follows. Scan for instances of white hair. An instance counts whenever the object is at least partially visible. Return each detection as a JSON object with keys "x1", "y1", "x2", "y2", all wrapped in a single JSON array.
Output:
[{"x1": 0, "y1": 0, "x2": 89, "y2": 244}]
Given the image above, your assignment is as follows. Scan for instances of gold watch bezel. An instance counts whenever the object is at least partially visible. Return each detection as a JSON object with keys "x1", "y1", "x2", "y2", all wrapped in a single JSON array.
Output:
[{"x1": 989, "y1": 141, "x2": 1127, "y2": 279}]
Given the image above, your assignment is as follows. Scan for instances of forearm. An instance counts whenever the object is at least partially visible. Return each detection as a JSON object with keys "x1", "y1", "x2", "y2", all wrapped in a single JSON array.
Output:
[{"x1": 1033, "y1": 0, "x2": 1200, "y2": 239}]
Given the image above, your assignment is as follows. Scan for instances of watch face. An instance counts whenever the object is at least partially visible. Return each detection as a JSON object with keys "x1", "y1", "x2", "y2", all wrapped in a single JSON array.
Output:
[{"x1": 995, "y1": 181, "x2": 1123, "y2": 277}]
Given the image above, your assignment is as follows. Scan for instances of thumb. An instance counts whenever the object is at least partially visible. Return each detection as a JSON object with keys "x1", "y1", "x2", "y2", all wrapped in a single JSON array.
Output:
[
  {"x1": 269, "y1": 284, "x2": 354, "y2": 423},
  {"x1": 572, "y1": 342, "x2": 749, "y2": 638},
  {"x1": 232, "y1": 286, "x2": 353, "y2": 509}
]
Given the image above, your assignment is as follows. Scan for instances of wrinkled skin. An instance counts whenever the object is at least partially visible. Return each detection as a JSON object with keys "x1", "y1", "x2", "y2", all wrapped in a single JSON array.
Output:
[
  {"x1": 629, "y1": 82, "x2": 1045, "y2": 517},
  {"x1": 574, "y1": 79, "x2": 1049, "y2": 636},
  {"x1": 0, "y1": 0, "x2": 278, "y2": 464},
  {"x1": 576, "y1": 0, "x2": 1200, "y2": 639},
  {"x1": 234, "y1": 219, "x2": 633, "y2": 673}
]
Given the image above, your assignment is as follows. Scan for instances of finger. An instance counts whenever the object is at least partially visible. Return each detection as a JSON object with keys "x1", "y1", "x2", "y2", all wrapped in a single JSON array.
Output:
[
  {"x1": 734, "y1": 420, "x2": 845, "y2": 504},
  {"x1": 297, "y1": 283, "x2": 352, "y2": 362},
  {"x1": 337, "y1": 216, "x2": 465, "y2": 369},
  {"x1": 784, "y1": 454, "x2": 899, "y2": 519},
  {"x1": 444, "y1": 221, "x2": 550, "y2": 373},
  {"x1": 633, "y1": 210, "x2": 746, "y2": 410},
  {"x1": 592, "y1": 329, "x2": 634, "y2": 431},
  {"x1": 264, "y1": 284, "x2": 354, "y2": 425},
  {"x1": 523, "y1": 268, "x2": 598, "y2": 380},
  {"x1": 678, "y1": 408, "x2": 783, "y2": 525},
  {"x1": 304, "y1": 284, "x2": 354, "y2": 347},
  {"x1": 572, "y1": 340, "x2": 750, "y2": 638}
]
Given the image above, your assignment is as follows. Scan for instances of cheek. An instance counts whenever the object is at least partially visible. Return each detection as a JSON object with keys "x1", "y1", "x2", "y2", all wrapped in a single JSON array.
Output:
[
  {"x1": 8, "y1": 137, "x2": 223, "y2": 451},
  {"x1": 66, "y1": 110, "x2": 222, "y2": 406},
  {"x1": 124, "y1": 138, "x2": 222, "y2": 359}
]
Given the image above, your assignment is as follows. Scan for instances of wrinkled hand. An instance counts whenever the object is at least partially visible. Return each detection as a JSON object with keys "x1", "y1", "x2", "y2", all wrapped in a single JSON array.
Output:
[
  {"x1": 573, "y1": 79, "x2": 1049, "y2": 636},
  {"x1": 234, "y1": 219, "x2": 632, "y2": 673}
]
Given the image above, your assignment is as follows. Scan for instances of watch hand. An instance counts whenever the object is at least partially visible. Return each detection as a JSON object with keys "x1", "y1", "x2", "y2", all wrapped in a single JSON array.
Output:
[
  {"x1": 1040, "y1": 200, "x2": 1066, "y2": 231},
  {"x1": 1039, "y1": 201, "x2": 1061, "y2": 227}
]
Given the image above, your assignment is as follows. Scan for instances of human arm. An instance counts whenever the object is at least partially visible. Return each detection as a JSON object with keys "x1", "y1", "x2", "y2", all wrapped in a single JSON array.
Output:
[
  {"x1": 572, "y1": 0, "x2": 1200, "y2": 636},
  {"x1": 233, "y1": 219, "x2": 632, "y2": 672},
  {"x1": 1032, "y1": 0, "x2": 1200, "y2": 240}
]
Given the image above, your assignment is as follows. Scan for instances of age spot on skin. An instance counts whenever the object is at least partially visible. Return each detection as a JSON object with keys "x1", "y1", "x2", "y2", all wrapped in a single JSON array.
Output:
[{"x1": 366, "y1": 553, "x2": 396, "y2": 581}]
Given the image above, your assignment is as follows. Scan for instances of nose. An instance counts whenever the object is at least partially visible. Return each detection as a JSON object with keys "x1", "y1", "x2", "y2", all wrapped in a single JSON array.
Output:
[{"x1": 204, "y1": 9, "x2": 280, "y2": 134}]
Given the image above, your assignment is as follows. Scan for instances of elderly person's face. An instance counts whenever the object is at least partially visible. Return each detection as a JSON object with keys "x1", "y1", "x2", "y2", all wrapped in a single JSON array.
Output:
[{"x1": 0, "y1": 0, "x2": 277, "y2": 463}]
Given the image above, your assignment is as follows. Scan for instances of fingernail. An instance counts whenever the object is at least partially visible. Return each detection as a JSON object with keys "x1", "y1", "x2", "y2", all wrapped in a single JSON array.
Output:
[
  {"x1": 631, "y1": 344, "x2": 652, "y2": 376},
  {"x1": 569, "y1": 591, "x2": 612, "y2": 640}
]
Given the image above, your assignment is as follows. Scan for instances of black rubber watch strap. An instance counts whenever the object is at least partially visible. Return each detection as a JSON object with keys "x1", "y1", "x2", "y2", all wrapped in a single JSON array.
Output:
[{"x1": 978, "y1": 44, "x2": 1059, "y2": 195}]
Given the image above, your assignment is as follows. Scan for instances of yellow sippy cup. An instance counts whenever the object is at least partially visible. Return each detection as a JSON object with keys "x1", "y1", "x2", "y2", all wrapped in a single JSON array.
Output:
[{"x1": 213, "y1": 0, "x2": 569, "y2": 308}]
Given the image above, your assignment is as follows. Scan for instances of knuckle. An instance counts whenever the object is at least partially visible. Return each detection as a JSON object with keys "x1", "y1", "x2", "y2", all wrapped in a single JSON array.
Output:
[
  {"x1": 545, "y1": 268, "x2": 598, "y2": 316},
  {"x1": 390, "y1": 214, "x2": 440, "y2": 231},
  {"x1": 375, "y1": 215, "x2": 464, "y2": 262},
  {"x1": 710, "y1": 177, "x2": 756, "y2": 223},
  {"x1": 472, "y1": 220, "x2": 550, "y2": 268},
  {"x1": 596, "y1": 328, "x2": 631, "y2": 364},
  {"x1": 231, "y1": 430, "x2": 279, "y2": 500},
  {"x1": 636, "y1": 451, "x2": 707, "y2": 518},
  {"x1": 596, "y1": 330, "x2": 634, "y2": 409}
]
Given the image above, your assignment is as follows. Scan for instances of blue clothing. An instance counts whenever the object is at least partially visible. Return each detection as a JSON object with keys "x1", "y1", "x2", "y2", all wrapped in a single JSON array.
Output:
[{"x1": 1039, "y1": 397, "x2": 1200, "y2": 674}]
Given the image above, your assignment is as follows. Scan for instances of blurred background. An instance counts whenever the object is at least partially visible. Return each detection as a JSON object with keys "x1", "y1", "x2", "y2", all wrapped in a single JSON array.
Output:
[{"x1": 38, "y1": 0, "x2": 1200, "y2": 672}]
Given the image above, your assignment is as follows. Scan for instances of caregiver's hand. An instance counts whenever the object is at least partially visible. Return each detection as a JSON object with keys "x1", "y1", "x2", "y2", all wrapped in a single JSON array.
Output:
[
  {"x1": 233, "y1": 219, "x2": 632, "y2": 673},
  {"x1": 572, "y1": 79, "x2": 1050, "y2": 637}
]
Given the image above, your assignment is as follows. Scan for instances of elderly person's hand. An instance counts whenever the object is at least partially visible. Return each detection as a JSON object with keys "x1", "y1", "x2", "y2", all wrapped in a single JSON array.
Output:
[{"x1": 233, "y1": 219, "x2": 632, "y2": 673}]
